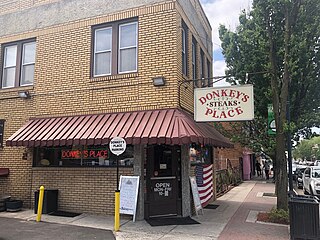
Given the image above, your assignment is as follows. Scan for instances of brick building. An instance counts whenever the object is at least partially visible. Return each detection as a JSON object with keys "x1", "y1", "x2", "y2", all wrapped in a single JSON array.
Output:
[{"x1": 0, "y1": 0, "x2": 233, "y2": 219}]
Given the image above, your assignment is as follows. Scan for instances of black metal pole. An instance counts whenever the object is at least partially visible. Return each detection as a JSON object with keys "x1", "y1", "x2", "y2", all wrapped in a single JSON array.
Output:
[{"x1": 116, "y1": 155, "x2": 119, "y2": 191}]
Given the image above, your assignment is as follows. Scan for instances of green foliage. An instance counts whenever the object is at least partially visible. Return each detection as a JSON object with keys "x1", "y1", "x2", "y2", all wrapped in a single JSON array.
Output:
[
  {"x1": 219, "y1": 0, "x2": 320, "y2": 144},
  {"x1": 283, "y1": 121, "x2": 297, "y2": 133},
  {"x1": 219, "y1": 0, "x2": 320, "y2": 210},
  {"x1": 269, "y1": 207, "x2": 289, "y2": 224},
  {"x1": 293, "y1": 136, "x2": 320, "y2": 160},
  {"x1": 213, "y1": 118, "x2": 276, "y2": 159}
]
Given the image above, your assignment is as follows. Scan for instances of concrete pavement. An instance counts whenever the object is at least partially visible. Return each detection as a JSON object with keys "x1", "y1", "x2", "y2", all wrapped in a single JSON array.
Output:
[
  {"x1": 0, "y1": 217, "x2": 115, "y2": 240},
  {"x1": 218, "y1": 181, "x2": 289, "y2": 240},
  {"x1": 0, "y1": 181, "x2": 289, "y2": 240}
]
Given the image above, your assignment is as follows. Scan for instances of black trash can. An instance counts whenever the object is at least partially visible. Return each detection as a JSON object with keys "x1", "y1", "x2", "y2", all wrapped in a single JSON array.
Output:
[
  {"x1": 0, "y1": 196, "x2": 11, "y2": 212},
  {"x1": 34, "y1": 189, "x2": 58, "y2": 214},
  {"x1": 289, "y1": 195, "x2": 320, "y2": 240}
]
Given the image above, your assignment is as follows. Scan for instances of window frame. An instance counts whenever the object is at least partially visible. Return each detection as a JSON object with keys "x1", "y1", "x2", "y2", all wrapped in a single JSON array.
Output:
[
  {"x1": 199, "y1": 49, "x2": 205, "y2": 87},
  {"x1": 200, "y1": 49, "x2": 204, "y2": 80},
  {"x1": 1, "y1": 38, "x2": 36, "y2": 89},
  {"x1": 20, "y1": 41, "x2": 36, "y2": 87},
  {"x1": 2, "y1": 45, "x2": 17, "y2": 89},
  {"x1": 207, "y1": 59, "x2": 212, "y2": 87},
  {"x1": 118, "y1": 21, "x2": 138, "y2": 74},
  {"x1": 92, "y1": 18, "x2": 138, "y2": 78},
  {"x1": 181, "y1": 21, "x2": 188, "y2": 77},
  {"x1": 93, "y1": 26, "x2": 113, "y2": 77},
  {"x1": 192, "y1": 38, "x2": 197, "y2": 81}
]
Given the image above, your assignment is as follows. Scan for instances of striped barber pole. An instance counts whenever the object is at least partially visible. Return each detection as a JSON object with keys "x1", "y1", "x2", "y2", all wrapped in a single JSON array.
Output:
[{"x1": 195, "y1": 164, "x2": 213, "y2": 207}]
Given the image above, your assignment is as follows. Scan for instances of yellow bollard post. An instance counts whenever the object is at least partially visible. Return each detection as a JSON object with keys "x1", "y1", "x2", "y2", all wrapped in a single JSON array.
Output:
[
  {"x1": 36, "y1": 186, "x2": 45, "y2": 222},
  {"x1": 114, "y1": 190, "x2": 120, "y2": 231}
]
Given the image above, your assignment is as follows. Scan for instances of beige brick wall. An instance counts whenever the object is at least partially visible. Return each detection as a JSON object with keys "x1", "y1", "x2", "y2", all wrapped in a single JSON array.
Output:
[
  {"x1": 32, "y1": 167, "x2": 133, "y2": 214},
  {"x1": 0, "y1": 1, "x2": 214, "y2": 214}
]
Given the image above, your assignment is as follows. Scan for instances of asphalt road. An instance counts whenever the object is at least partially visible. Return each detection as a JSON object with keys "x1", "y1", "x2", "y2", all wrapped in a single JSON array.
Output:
[{"x1": 0, "y1": 217, "x2": 115, "y2": 240}]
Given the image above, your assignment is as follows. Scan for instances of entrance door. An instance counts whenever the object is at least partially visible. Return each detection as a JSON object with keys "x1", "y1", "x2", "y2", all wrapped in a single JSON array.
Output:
[{"x1": 145, "y1": 145, "x2": 181, "y2": 218}]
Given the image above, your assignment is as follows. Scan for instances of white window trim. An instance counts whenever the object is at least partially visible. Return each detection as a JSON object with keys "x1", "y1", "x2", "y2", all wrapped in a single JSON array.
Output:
[
  {"x1": 2, "y1": 45, "x2": 17, "y2": 88},
  {"x1": 192, "y1": 42, "x2": 196, "y2": 80},
  {"x1": 182, "y1": 28, "x2": 187, "y2": 75},
  {"x1": 93, "y1": 27, "x2": 112, "y2": 77},
  {"x1": 20, "y1": 42, "x2": 36, "y2": 87},
  {"x1": 200, "y1": 51, "x2": 204, "y2": 79},
  {"x1": 118, "y1": 21, "x2": 138, "y2": 74}
]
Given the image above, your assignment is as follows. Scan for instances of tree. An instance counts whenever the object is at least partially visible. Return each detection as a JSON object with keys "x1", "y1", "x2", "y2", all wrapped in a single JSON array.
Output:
[
  {"x1": 293, "y1": 136, "x2": 320, "y2": 161},
  {"x1": 219, "y1": 0, "x2": 320, "y2": 210}
]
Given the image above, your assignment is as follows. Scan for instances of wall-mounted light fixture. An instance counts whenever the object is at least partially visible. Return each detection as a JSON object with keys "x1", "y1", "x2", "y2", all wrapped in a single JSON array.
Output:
[
  {"x1": 152, "y1": 76, "x2": 165, "y2": 86},
  {"x1": 18, "y1": 90, "x2": 31, "y2": 99}
]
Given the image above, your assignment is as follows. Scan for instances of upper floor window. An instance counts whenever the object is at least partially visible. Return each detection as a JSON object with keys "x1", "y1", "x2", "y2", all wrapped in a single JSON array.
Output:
[
  {"x1": 181, "y1": 21, "x2": 188, "y2": 76},
  {"x1": 1, "y1": 39, "x2": 36, "y2": 88},
  {"x1": 192, "y1": 38, "x2": 197, "y2": 80},
  {"x1": 93, "y1": 19, "x2": 138, "y2": 77},
  {"x1": 94, "y1": 27, "x2": 112, "y2": 76},
  {"x1": 207, "y1": 59, "x2": 212, "y2": 87},
  {"x1": 200, "y1": 49, "x2": 204, "y2": 80},
  {"x1": 200, "y1": 49, "x2": 205, "y2": 87},
  {"x1": 119, "y1": 22, "x2": 138, "y2": 73}
]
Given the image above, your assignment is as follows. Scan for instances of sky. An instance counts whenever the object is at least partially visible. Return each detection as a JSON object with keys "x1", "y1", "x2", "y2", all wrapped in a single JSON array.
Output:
[{"x1": 199, "y1": 0, "x2": 253, "y2": 86}]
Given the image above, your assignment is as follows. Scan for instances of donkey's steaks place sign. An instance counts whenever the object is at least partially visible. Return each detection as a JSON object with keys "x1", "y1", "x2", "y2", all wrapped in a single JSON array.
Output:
[
  {"x1": 109, "y1": 137, "x2": 126, "y2": 156},
  {"x1": 194, "y1": 85, "x2": 254, "y2": 122}
]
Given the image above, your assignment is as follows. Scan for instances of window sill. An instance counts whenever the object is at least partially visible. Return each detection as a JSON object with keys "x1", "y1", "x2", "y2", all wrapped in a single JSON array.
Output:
[
  {"x1": 0, "y1": 85, "x2": 34, "y2": 93},
  {"x1": 90, "y1": 72, "x2": 139, "y2": 83}
]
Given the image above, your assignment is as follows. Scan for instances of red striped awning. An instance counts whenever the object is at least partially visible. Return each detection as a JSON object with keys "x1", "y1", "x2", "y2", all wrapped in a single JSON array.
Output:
[{"x1": 6, "y1": 109, "x2": 233, "y2": 148}]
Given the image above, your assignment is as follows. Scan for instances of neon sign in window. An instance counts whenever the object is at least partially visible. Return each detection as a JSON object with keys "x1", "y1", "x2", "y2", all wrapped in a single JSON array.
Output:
[{"x1": 61, "y1": 149, "x2": 109, "y2": 160}]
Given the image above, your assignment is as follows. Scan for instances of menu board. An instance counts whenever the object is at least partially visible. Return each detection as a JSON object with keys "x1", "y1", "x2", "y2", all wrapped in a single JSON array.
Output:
[
  {"x1": 119, "y1": 175, "x2": 140, "y2": 222},
  {"x1": 189, "y1": 176, "x2": 203, "y2": 215}
]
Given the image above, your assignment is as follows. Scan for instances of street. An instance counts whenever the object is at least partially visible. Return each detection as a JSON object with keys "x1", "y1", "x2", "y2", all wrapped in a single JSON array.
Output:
[{"x1": 0, "y1": 217, "x2": 115, "y2": 240}]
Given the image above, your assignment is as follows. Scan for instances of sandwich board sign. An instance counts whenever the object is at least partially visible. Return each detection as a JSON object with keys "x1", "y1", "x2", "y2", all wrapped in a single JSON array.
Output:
[
  {"x1": 119, "y1": 175, "x2": 140, "y2": 222},
  {"x1": 189, "y1": 176, "x2": 203, "y2": 216}
]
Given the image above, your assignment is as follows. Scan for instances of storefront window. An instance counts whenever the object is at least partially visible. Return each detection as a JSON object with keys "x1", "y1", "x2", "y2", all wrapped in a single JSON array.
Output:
[
  {"x1": 189, "y1": 143, "x2": 212, "y2": 165},
  {"x1": 33, "y1": 145, "x2": 134, "y2": 167}
]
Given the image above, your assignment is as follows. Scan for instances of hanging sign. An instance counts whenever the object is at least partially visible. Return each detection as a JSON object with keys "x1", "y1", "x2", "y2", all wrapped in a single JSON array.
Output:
[
  {"x1": 109, "y1": 137, "x2": 126, "y2": 156},
  {"x1": 194, "y1": 85, "x2": 254, "y2": 122},
  {"x1": 268, "y1": 104, "x2": 276, "y2": 135}
]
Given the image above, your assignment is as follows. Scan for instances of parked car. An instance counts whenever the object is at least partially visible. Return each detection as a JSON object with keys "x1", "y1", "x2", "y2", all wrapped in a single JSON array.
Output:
[
  {"x1": 295, "y1": 167, "x2": 306, "y2": 189},
  {"x1": 302, "y1": 167, "x2": 320, "y2": 195},
  {"x1": 314, "y1": 160, "x2": 320, "y2": 166}
]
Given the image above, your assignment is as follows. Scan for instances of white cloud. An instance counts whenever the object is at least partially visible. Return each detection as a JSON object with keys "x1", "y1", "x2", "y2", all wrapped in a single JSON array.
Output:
[
  {"x1": 201, "y1": 0, "x2": 252, "y2": 51},
  {"x1": 200, "y1": 0, "x2": 252, "y2": 80},
  {"x1": 212, "y1": 60, "x2": 230, "y2": 86}
]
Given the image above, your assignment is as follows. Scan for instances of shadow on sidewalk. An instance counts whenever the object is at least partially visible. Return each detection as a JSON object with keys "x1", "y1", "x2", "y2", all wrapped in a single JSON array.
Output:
[{"x1": 251, "y1": 175, "x2": 275, "y2": 183}]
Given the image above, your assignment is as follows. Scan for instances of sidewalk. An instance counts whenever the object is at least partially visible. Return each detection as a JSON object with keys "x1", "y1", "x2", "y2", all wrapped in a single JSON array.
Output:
[
  {"x1": 218, "y1": 181, "x2": 289, "y2": 240},
  {"x1": 0, "y1": 181, "x2": 289, "y2": 240}
]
